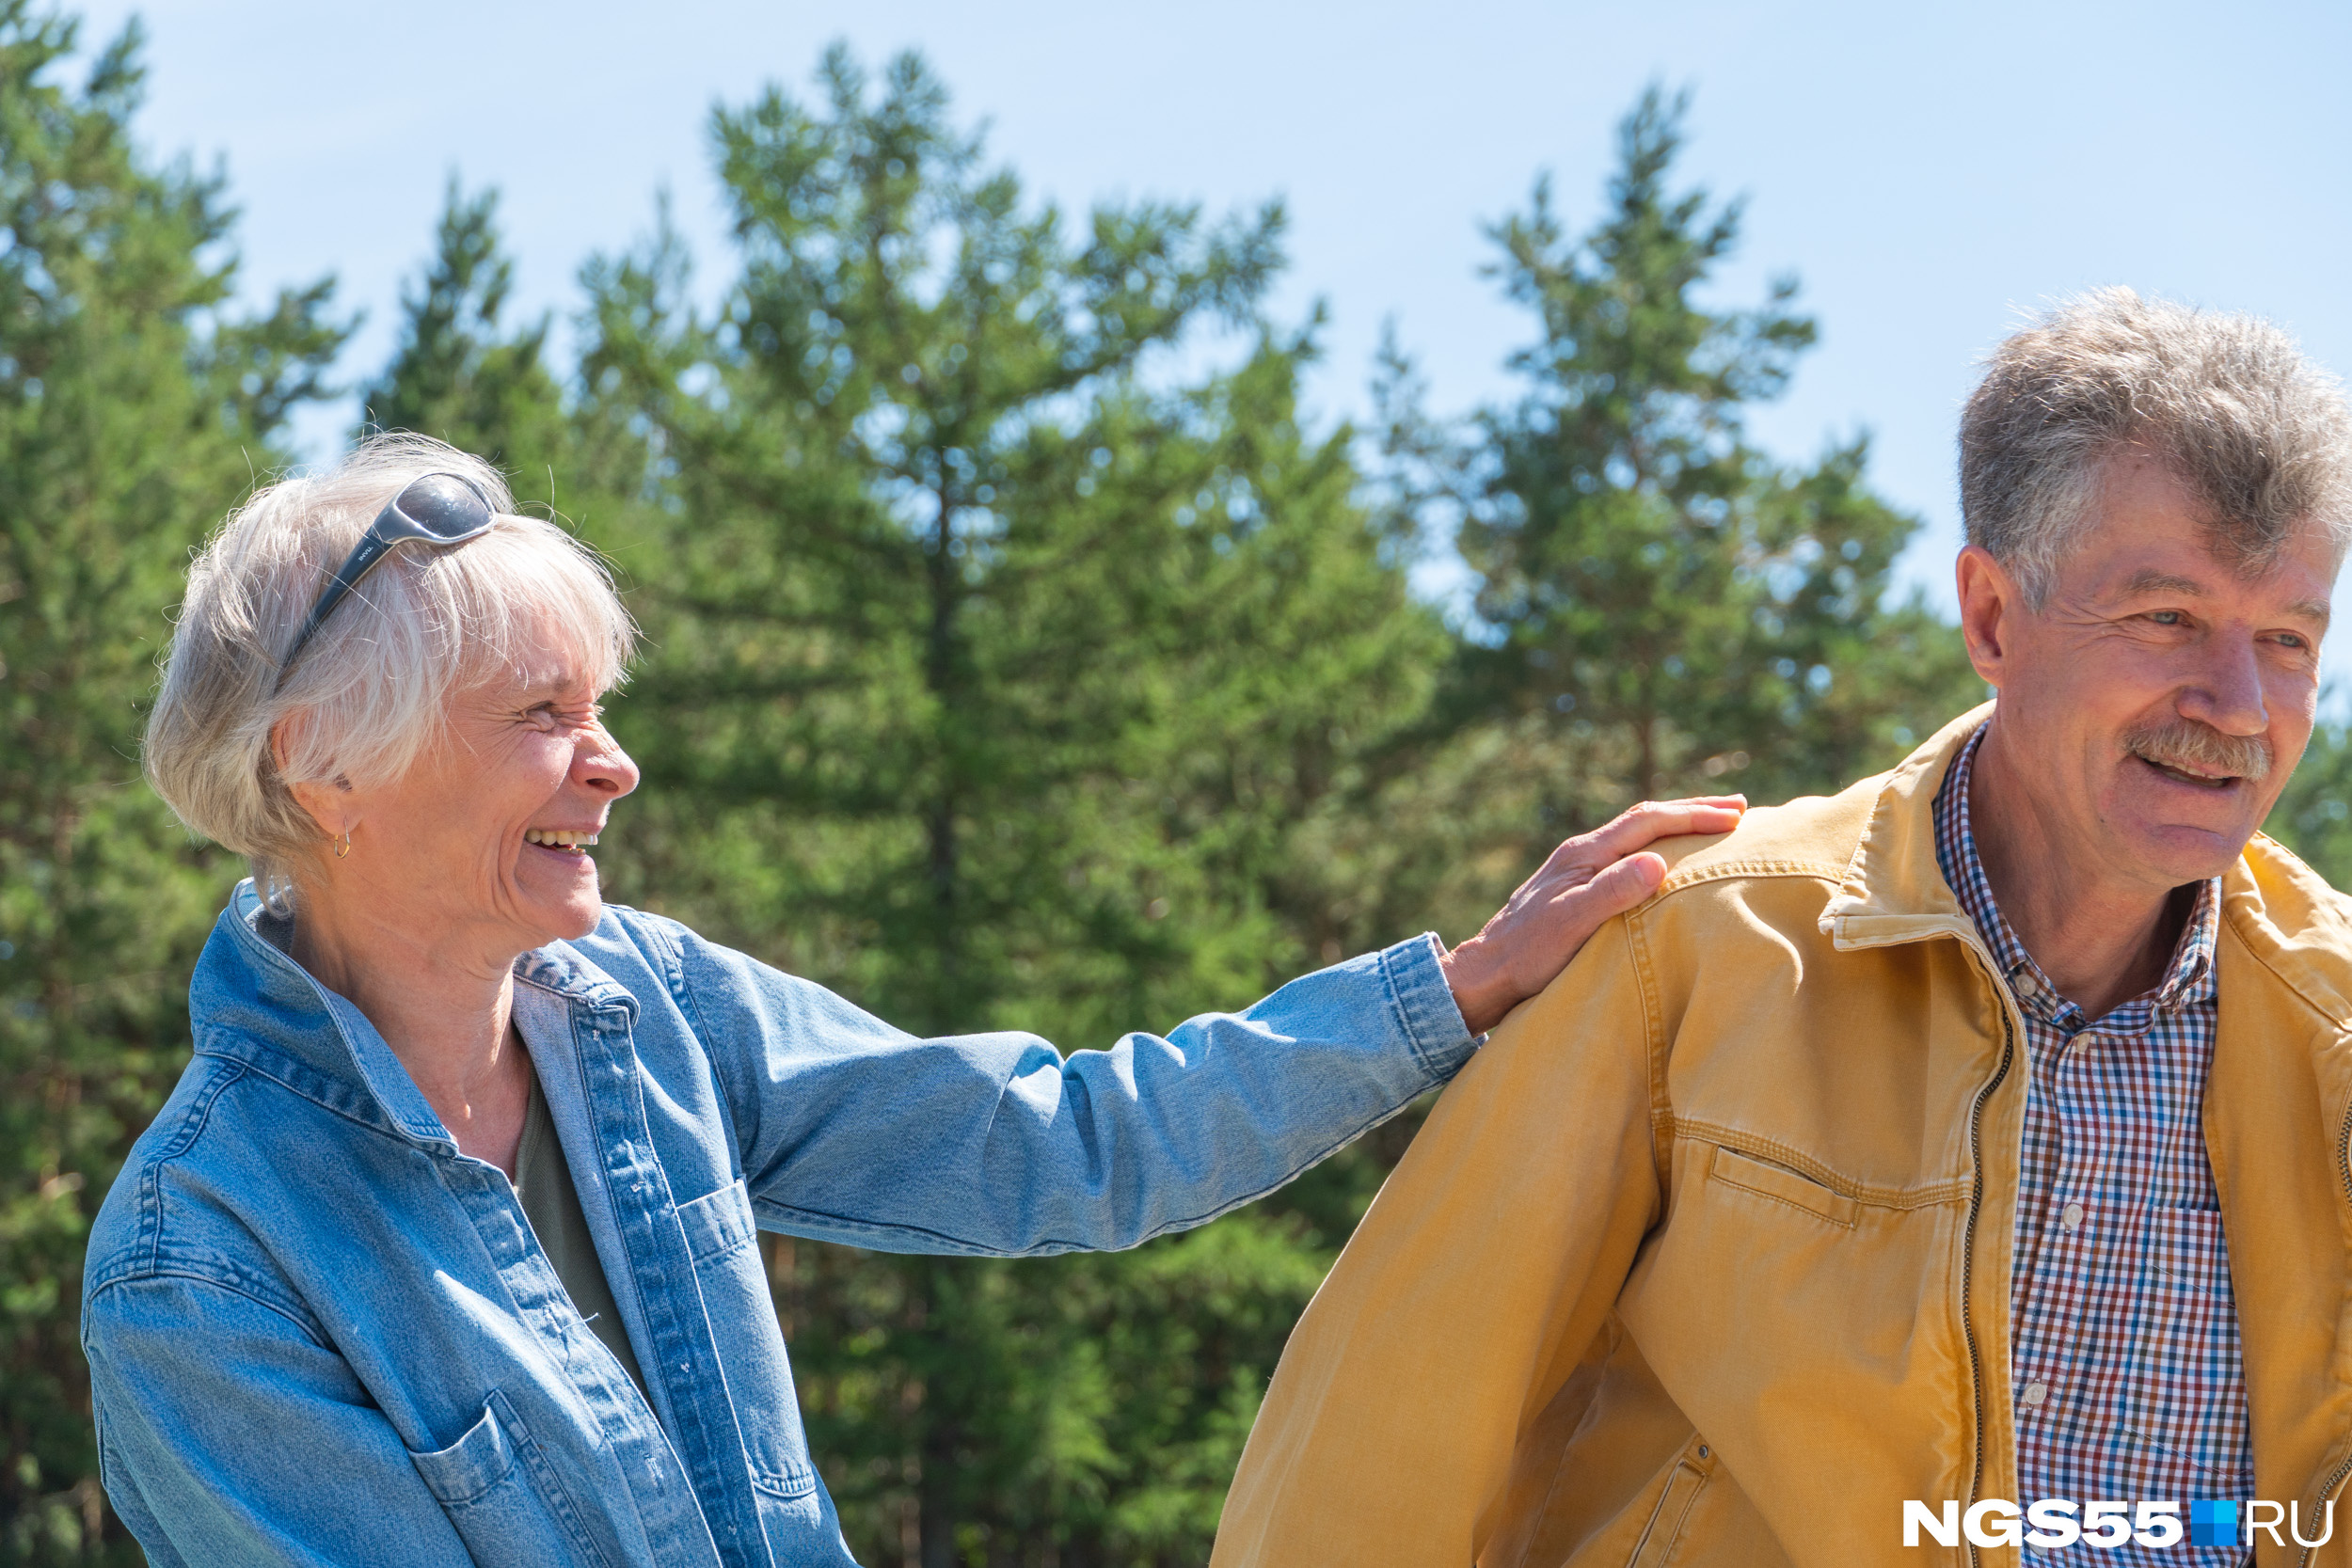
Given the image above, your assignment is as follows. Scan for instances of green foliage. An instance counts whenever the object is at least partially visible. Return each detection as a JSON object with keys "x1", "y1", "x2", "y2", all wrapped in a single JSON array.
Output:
[
  {"x1": 1381, "y1": 86, "x2": 1979, "y2": 849},
  {"x1": 0, "y1": 6, "x2": 346, "y2": 1560},
  {"x1": 356, "y1": 178, "x2": 569, "y2": 486},
  {"x1": 553, "y1": 47, "x2": 1454, "y2": 1563},
  {"x1": 4, "y1": 22, "x2": 2003, "y2": 1568},
  {"x1": 2264, "y1": 722, "x2": 2352, "y2": 886}
]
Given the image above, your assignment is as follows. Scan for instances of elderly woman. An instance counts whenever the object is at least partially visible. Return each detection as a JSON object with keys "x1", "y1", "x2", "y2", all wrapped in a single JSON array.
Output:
[{"x1": 84, "y1": 435, "x2": 1739, "y2": 1567}]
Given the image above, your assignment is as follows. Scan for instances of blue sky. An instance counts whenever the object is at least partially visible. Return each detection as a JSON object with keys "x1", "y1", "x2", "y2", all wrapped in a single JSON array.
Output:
[{"x1": 67, "y1": 0, "x2": 2352, "y2": 690}]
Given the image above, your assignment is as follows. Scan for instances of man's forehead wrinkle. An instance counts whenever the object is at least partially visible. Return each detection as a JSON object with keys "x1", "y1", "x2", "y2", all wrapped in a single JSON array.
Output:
[
  {"x1": 2112, "y1": 569, "x2": 2209, "y2": 599},
  {"x1": 2083, "y1": 559, "x2": 2330, "y2": 626}
]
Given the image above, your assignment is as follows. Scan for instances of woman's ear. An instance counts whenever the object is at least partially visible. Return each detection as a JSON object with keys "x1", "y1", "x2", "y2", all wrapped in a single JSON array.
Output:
[
  {"x1": 283, "y1": 779, "x2": 348, "y2": 842},
  {"x1": 272, "y1": 717, "x2": 354, "y2": 842}
]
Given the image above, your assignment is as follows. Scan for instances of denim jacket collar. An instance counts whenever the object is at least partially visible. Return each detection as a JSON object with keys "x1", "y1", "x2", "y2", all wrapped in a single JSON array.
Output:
[{"x1": 197, "y1": 878, "x2": 639, "y2": 1154}]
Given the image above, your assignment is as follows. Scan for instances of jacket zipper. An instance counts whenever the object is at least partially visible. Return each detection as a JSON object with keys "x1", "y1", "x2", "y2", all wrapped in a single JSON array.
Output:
[
  {"x1": 1957, "y1": 953, "x2": 2019, "y2": 1568},
  {"x1": 2299, "y1": 1096, "x2": 2352, "y2": 1568}
]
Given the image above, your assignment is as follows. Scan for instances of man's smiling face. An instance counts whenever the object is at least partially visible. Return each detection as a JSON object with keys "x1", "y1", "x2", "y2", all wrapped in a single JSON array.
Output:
[{"x1": 1969, "y1": 448, "x2": 2338, "y2": 895}]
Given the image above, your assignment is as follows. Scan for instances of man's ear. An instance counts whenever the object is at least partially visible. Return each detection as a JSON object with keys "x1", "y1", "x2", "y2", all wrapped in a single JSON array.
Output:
[{"x1": 1955, "y1": 546, "x2": 2024, "y2": 690}]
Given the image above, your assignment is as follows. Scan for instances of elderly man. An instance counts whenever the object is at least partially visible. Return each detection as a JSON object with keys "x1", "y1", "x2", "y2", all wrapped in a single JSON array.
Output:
[{"x1": 1209, "y1": 289, "x2": 2352, "y2": 1568}]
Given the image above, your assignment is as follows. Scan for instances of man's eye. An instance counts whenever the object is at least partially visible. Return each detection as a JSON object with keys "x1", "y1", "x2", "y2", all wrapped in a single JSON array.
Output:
[
  {"x1": 2148, "y1": 610, "x2": 2185, "y2": 626},
  {"x1": 2278, "y1": 632, "x2": 2309, "y2": 650}
]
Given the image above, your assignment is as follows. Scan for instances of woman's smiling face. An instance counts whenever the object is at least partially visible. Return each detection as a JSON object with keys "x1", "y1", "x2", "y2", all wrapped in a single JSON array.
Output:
[{"x1": 301, "y1": 653, "x2": 640, "y2": 964}]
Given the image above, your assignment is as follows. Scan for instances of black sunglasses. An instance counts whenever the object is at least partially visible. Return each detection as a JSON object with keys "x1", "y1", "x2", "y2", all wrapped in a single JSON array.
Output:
[{"x1": 274, "y1": 472, "x2": 497, "y2": 690}]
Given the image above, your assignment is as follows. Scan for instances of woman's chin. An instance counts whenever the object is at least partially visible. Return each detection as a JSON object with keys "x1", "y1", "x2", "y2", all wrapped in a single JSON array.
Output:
[
  {"x1": 546, "y1": 895, "x2": 607, "y2": 942},
  {"x1": 514, "y1": 855, "x2": 608, "y2": 942}
]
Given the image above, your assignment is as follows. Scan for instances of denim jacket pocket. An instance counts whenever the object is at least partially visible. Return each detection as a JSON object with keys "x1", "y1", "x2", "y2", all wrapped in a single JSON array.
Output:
[
  {"x1": 676, "y1": 1176, "x2": 758, "y2": 1265},
  {"x1": 409, "y1": 1389, "x2": 617, "y2": 1567},
  {"x1": 675, "y1": 1179, "x2": 822, "y2": 1513}
]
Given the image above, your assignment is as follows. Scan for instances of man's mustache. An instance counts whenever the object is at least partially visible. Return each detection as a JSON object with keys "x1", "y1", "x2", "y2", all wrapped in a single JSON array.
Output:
[{"x1": 2122, "y1": 718, "x2": 2274, "y2": 783}]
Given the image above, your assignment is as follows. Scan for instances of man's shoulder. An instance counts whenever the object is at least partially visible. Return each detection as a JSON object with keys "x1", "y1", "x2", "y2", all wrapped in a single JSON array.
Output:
[
  {"x1": 2227, "y1": 833, "x2": 2352, "y2": 1024},
  {"x1": 1639, "y1": 768, "x2": 1886, "y2": 902}
]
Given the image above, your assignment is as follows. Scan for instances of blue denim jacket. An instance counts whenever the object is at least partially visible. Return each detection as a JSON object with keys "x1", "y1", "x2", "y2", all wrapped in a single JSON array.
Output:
[{"x1": 83, "y1": 881, "x2": 1475, "y2": 1567}]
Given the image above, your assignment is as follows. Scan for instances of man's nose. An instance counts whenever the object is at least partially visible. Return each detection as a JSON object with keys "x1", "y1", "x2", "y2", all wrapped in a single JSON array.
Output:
[{"x1": 2175, "y1": 635, "x2": 2271, "y2": 736}]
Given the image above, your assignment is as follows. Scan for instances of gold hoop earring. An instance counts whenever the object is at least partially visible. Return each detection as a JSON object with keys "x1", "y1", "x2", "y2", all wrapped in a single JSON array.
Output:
[{"x1": 334, "y1": 831, "x2": 352, "y2": 860}]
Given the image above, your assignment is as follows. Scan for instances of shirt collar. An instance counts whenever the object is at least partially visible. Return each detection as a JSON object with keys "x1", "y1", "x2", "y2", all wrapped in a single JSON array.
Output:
[{"x1": 1933, "y1": 722, "x2": 2219, "y2": 1026}]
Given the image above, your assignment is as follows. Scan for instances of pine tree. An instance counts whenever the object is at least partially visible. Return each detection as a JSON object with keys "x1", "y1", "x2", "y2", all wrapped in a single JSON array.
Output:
[
  {"x1": 0, "y1": 8, "x2": 346, "y2": 1560},
  {"x1": 356, "y1": 177, "x2": 568, "y2": 489},
  {"x1": 565, "y1": 45, "x2": 1454, "y2": 1566},
  {"x1": 2265, "y1": 725, "x2": 2352, "y2": 885},
  {"x1": 1386, "y1": 87, "x2": 1978, "y2": 847}
]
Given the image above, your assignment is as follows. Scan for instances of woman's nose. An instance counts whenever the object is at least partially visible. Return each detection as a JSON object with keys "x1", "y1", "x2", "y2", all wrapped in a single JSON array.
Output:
[{"x1": 575, "y1": 724, "x2": 642, "y2": 799}]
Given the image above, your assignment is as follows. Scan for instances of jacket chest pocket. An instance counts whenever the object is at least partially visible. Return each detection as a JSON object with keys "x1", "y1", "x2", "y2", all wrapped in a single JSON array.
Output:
[
  {"x1": 1708, "y1": 1146, "x2": 1858, "y2": 1228},
  {"x1": 1628, "y1": 1444, "x2": 1713, "y2": 1568},
  {"x1": 408, "y1": 1389, "x2": 616, "y2": 1568},
  {"x1": 674, "y1": 1179, "x2": 825, "y2": 1535}
]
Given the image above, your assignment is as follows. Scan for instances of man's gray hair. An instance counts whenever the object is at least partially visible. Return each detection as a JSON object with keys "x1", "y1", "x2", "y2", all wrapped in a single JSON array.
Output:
[
  {"x1": 1960, "y1": 287, "x2": 2352, "y2": 604},
  {"x1": 145, "y1": 434, "x2": 635, "y2": 911}
]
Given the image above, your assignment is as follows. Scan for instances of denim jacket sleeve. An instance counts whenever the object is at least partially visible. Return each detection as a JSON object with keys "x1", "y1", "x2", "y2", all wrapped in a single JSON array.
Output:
[
  {"x1": 84, "y1": 1275, "x2": 473, "y2": 1567},
  {"x1": 656, "y1": 923, "x2": 1476, "y2": 1257}
]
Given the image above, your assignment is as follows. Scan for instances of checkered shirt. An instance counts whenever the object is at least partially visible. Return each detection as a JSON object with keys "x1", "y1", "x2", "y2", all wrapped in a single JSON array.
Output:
[{"x1": 1935, "y1": 724, "x2": 2251, "y2": 1561}]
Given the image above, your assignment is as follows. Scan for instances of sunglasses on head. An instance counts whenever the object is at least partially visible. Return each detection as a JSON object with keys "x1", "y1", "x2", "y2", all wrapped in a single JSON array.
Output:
[{"x1": 274, "y1": 472, "x2": 497, "y2": 691}]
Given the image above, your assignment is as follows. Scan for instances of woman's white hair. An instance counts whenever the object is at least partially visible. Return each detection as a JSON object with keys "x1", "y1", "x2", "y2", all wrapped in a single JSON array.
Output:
[{"x1": 146, "y1": 433, "x2": 635, "y2": 911}]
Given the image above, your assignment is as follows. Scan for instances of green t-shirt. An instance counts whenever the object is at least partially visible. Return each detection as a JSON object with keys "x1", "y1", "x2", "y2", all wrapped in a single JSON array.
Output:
[{"x1": 513, "y1": 1075, "x2": 649, "y2": 1401}]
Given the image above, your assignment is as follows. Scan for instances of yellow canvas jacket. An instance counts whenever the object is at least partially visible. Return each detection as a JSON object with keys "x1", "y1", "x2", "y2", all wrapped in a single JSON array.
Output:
[{"x1": 1213, "y1": 707, "x2": 2352, "y2": 1568}]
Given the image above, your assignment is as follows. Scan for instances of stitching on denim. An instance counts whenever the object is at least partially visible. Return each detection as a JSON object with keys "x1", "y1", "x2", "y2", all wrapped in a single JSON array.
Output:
[
  {"x1": 751, "y1": 1085, "x2": 1430, "y2": 1257},
  {"x1": 199, "y1": 1039, "x2": 417, "y2": 1137},
  {"x1": 634, "y1": 912, "x2": 744, "y2": 1145},
  {"x1": 633, "y1": 912, "x2": 753, "y2": 1172},
  {"x1": 1374, "y1": 942, "x2": 1430, "y2": 1079},
  {"x1": 86, "y1": 1269, "x2": 329, "y2": 1350},
  {"x1": 1383, "y1": 935, "x2": 1461, "y2": 1084},
  {"x1": 630, "y1": 910, "x2": 701, "y2": 1027},
  {"x1": 136, "y1": 1062, "x2": 250, "y2": 1275},
  {"x1": 492, "y1": 1390, "x2": 621, "y2": 1568},
  {"x1": 748, "y1": 1449, "x2": 819, "y2": 1498}
]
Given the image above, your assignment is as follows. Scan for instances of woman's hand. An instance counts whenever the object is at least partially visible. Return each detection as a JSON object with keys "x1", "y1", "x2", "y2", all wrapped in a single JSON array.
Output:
[{"x1": 1438, "y1": 797, "x2": 1746, "y2": 1036}]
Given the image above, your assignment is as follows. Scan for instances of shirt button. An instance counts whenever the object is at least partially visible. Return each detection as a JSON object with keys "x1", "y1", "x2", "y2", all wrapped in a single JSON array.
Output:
[
  {"x1": 2060, "y1": 1203, "x2": 2085, "y2": 1231},
  {"x1": 2022, "y1": 1381, "x2": 2049, "y2": 1407},
  {"x1": 2068, "y1": 1031, "x2": 2095, "y2": 1052},
  {"x1": 2012, "y1": 972, "x2": 2041, "y2": 999}
]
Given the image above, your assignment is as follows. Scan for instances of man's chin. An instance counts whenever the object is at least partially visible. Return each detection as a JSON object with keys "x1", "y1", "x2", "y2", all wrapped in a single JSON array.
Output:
[
  {"x1": 2114, "y1": 815, "x2": 2260, "y2": 886},
  {"x1": 2111, "y1": 759, "x2": 2265, "y2": 875}
]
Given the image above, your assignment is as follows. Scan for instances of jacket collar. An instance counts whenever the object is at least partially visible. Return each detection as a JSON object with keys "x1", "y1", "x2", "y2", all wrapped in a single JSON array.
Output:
[
  {"x1": 1820, "y1": 705, "x2": 1990, "y2": 955},
  {"x1": 1820, "y1": 702, "x2": 2352, "y2": 1030},
  {"x1": 189, "y1": 879, "x2": 638, "y2": 1151}
]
